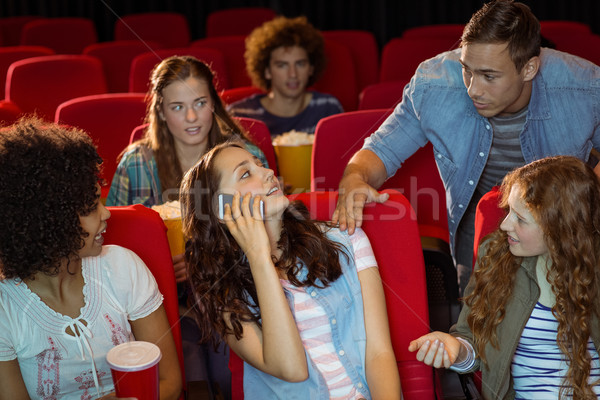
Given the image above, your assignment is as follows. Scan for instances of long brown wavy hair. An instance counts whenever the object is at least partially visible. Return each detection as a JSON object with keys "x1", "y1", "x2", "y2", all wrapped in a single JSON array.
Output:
[
  {"x1": 466, "y1": 156, "x2": 600, "y2": 399},
  {"x1": 123, "y1": 55, "x2": 252, "y2": 194},
  {"x1": 180, "y1": 141, "x2": 345, "y2": 347}
]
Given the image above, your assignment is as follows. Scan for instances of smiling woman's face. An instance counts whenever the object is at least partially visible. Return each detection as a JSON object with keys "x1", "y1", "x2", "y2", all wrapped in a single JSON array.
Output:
[
  {"x1": 215, "y1": 146, "x2": 289, "y2": 218},
  {"x1": 78, "y1": 184, "x2": 111, "y2": 258},
  {"x1": 499, "y1": 185, "x2": 548, "y2": 258}
]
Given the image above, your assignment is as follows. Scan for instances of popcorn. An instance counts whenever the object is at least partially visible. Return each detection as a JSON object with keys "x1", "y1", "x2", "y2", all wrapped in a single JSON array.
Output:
[
  {"x1": 272, "y1": 130, "x2": 314, "y2": 146},
  {"x1": 151, "y1": 200, "x2": 181, "y2": 219}
]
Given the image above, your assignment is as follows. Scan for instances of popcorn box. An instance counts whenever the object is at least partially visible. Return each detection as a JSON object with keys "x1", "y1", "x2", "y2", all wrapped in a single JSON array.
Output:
[{"x1": 151, "y1": 201, "x2": 185, "y2": 257}]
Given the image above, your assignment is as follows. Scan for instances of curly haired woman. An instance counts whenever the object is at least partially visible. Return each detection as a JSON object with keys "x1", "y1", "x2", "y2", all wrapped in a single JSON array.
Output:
[
  {"x1": 409, "y1": 156, "x2": 600, "y2": 399},
  {"x1": 228, "y1": 16, "x2": 343, "y2": 136},
  {"x1": 180, "y1": 141, "x2": 401, "y2": 399},
  {"x1": 0, "y1": 118, "x2": 181, "y2": 399}
]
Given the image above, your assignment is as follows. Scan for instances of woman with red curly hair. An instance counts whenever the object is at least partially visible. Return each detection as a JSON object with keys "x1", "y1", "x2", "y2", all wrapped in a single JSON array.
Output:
[{"x1": 410, "y1": 156, "x2": 600, "y2": 399}]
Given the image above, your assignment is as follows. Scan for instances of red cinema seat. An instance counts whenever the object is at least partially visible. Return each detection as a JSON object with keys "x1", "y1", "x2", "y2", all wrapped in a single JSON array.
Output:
[
  {"x1": 5, "y1": 54, "x2": 107, "y2": 121},
  {"x1": 540, "y1": 20, "x2": 591, "y2": 47},
  {"x1": 55, "y1": 93, "x2": 147, "y2": 199},
  {"x1": 0, "y1": 45, "x2": 55, "y2": 100},
  {"x1": 83, "y1": 40, "x2": 163, "y2": 93},
  {"x1": 380, "y1": 37, "x2": 459, "y2": 83},
  {"x1": 103, "y1": 204, "x2": 186, "y2": 399},
  {"x1": 473, "y1": 186, "x2": 505, "y2": 266},
  {"x1": 358, "y1": 80, "x2": 409, "y2": 111},
  {"x1": 129, "y1": 47, "x2": 229, "y2": 93},
  {"x1": 220, "y1": 86, "x2": 264, "y2": 106},
  {"x1": 20, "y1": 17, "x2": 98, "y2": 54},
  {"x1": 312, "y1": 39, "x2": 358, "y2": 111},
  {"x1": 312, "y1": 109, "x2": 449, "y2": 243},
  {"x1": 205, "y1": 7, "x2": 276, "y2": 37},
  {"x1": 0, "y1": 16, "x2": 43, "y2": 46},
  {"x1": 235, "y1": 117, "x2": 277, "y2": 176},
  {"x1": 114, "y1": 12, "x2": 191, "y2": 49},
  {"x1": 322, "y1": 30, "x2": 380, "y2": 93},
  {"x1": 190, "y1": 36, "x2": 250, "y2": 88}
]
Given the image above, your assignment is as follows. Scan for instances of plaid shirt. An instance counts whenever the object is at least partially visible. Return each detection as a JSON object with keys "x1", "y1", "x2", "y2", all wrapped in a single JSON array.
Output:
[{"x1": 105, "y1": 141, "x2": 268, "y2": 207}]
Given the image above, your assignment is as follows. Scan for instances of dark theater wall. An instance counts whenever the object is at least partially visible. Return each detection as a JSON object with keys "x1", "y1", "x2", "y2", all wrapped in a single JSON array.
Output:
[{"x1": 1, "y1": 0, "x2": 598, "y2": 49}]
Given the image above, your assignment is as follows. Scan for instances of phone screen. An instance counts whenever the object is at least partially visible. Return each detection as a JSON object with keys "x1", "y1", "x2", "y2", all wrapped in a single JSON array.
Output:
[{"x1": 218, "y1": 193, "x2": 265, "y2": 219}]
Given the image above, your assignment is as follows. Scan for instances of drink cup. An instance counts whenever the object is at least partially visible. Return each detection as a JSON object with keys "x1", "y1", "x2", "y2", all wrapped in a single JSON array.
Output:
[
  {"x1": 163, "y1": 217, "x2": 185, "y2": 257},
  {"x1": 273, "y1": 143, "x2": 313, "y2": 193},
  {"x1": 106, "y1": 341, "x2": 162, "y2": 400}
]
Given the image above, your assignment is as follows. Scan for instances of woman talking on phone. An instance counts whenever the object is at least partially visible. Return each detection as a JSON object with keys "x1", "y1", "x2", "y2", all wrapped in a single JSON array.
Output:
[{"x1": 180, "y1": 141, "x2": 402, "y2": 399}]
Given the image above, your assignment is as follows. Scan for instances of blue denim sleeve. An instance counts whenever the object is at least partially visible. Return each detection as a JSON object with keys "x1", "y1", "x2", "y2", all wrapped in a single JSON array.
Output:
[{"x1": 363, "y1": 75, "x2": 429, "y2": 178}]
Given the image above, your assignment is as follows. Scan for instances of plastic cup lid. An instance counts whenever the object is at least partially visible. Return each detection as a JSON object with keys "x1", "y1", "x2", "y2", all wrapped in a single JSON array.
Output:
[{"x1": 106, "y1": 341, "x2": 162, "y2": 372}]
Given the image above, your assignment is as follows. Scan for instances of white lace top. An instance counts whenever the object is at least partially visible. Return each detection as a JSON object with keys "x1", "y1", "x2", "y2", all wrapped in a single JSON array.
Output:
[{"x1": 0, "y1": 245, "x2": 163, "y2": 399}]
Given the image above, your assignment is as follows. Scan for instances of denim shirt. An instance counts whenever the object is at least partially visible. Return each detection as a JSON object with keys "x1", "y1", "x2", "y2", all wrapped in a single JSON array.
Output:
[
  {"x1": 364, "y1": 47, "x2": 600, "y2": 256},
  {"x1": 243, "y1": 228, "x2": 371, "y2": 399}
]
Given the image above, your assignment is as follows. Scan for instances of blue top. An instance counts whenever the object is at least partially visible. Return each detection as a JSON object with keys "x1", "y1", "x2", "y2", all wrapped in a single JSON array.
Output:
[
  {"x1": 511, "y1": 302, "x2": 600, "y2": 399},
  {"x1": 228, "y1": 91, "x2": 343, "y2": 136},
  {"x1": 364, "y1": 47, "x2": 600, "y2": 256},
  {"x1": 242, "y1": 228, "x2": 371, "y2": 399}
]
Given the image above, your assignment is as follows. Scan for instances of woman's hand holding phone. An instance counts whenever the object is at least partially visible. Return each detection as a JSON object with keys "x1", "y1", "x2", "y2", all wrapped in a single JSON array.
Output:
[
  {"x1": 218, "y1": 193, "x2": 264, "y2": 219},
  {"x1": 221, "y1": 192, "x2": 270, "y2": 261}
]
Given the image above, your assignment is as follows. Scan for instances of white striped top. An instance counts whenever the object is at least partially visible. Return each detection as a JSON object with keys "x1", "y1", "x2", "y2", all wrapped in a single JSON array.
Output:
[
  {"x1": 512, "y1": 302, "x2": 600, "y2": 399},
  {"x1": 280, "y1": 227, "x2": 376, "y2": 399}
]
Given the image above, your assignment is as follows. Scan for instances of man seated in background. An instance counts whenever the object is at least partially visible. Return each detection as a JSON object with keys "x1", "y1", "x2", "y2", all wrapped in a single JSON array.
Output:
[{"x1": 228, "y1": 16, "x2": 343, "y2": 137}]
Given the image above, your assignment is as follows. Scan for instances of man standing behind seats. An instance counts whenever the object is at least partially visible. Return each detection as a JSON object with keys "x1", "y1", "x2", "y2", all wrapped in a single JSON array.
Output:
[
  {"x1": 228, "y1": 16, "x2": 343, "y2": 137},
  {"x1": 333, "y1": 0, "x2": 600, "y2": 294}
]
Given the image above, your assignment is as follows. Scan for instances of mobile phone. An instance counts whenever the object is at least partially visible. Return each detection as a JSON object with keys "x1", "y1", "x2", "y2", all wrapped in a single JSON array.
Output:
[{"x1": 217, "y1": 193, "x2": 264, "y2": 219}]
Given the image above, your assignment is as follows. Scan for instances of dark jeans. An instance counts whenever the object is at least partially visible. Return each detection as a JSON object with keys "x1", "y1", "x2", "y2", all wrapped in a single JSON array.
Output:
[
  {"x1": 454, "y1": 192, "x2": 481, "y2": 297},
  {"x1": 181, "y1": 316, "x2": 232, "y2": 400}
]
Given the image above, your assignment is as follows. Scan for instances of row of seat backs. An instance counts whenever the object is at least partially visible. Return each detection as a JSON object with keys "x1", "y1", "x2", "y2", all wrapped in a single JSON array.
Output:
[
  {"x1": 2, "y1": 13, "x2": 594, "y2": 48},
  {"x1": 311, "y1": 108, "x2": 449, "y2": 243},
  {"x1": 54, "y1": 93, "x2": 148, "y2": 199},
  {"x1": 2, "y1": 15, "x2": 595, "y2": 90},
  {"x1": 5, "y1": 22, "x2": 595, "y2": 117},
  {"x1": 0, "y1": 9, "x2": 274, "y2": 48},
  {"x1": 0, "y1": 37, "x2": 358, "y2": 122},
  {"x1": 7, "y1": 34, "x2": 366, "y2": 104}
]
